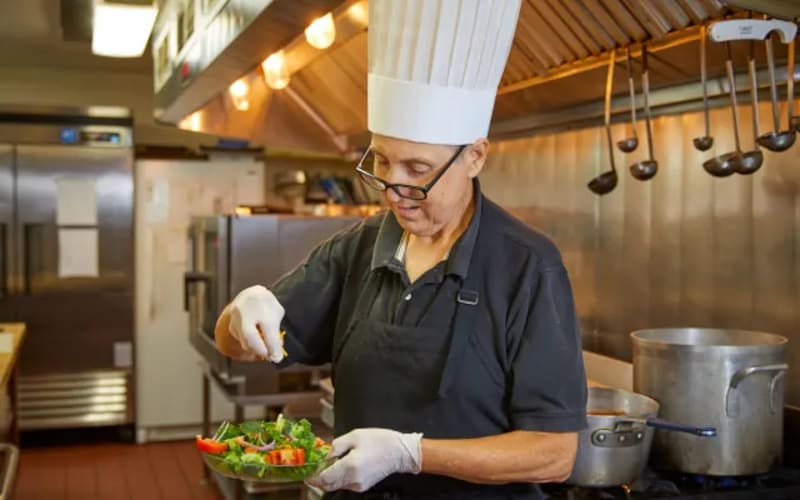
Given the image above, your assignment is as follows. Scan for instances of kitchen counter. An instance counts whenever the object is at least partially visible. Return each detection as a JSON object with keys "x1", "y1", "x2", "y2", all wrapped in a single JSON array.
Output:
[
  {"x1": 0, "y1": 324, "x2": 25, "y2": 388},
  {"x1": 0, "y1": 323, "x2": 25, "y2": 445}
]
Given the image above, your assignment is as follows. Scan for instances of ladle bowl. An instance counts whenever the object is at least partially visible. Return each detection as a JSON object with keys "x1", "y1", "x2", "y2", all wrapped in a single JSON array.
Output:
[
  {"x1": 588, "y1": 171, "x2": 618, "y2": 195},
  {"x1": 737, "y1": 151, "x2": 764, "y2": 175},
  {"x1": 629, "y1": 46, "x2": 658, "y2": 182},
  {"x1": 759, "y1": 34, "x2": 797, "y2": 153},
  {"x1": 703, "y1": 152, "x2": 741, "y2": 177},
  {"x1": 617, "y1": 137, "x2": 639, "y2": 153},
  {"x1": 693, "y1": 136, "x2": 714, "y2": 151},
  {"x1": 630, "y1": 160, "x2": 658, "y2": 180},
  {"x1": 756, "y1": 131, "x2": 796, "y2": 152},
  {"x1": 588, "y1": 49, "x2": 618, "y2": 196}
]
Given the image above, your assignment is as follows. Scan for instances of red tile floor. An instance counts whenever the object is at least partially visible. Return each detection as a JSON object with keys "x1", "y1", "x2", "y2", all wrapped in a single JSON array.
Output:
[{"x1": 14, "y1": 432, "x2": 224, "y2": 500}]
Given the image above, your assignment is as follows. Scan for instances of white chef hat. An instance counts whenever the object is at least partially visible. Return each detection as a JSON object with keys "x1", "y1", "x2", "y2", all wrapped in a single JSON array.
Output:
[{"x1": 368, "y1": 0, "x2": 522, "y2": 146}]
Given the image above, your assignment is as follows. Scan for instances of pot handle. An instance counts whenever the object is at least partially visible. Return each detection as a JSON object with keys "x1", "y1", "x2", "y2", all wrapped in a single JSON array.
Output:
[
  {"x1": 614, "y1": 417, "x2": 716, "y2": 436},
  {"x1": 725, "y1": 363, "x2": 789, "y2": 417},
  {"x1": 642, "y1": 417, "x2": 717, "y2": 437}
]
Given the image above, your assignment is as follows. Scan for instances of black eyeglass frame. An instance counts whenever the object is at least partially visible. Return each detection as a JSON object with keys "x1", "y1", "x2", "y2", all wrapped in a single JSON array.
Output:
[{"x1": 355, "y1": 144, "x2": 467, "y2": 200}]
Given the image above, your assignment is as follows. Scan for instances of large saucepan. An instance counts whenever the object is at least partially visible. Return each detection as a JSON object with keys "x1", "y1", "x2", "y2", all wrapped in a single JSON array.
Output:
[
  {"x1": 567, "y1": 387, "x2": 716, "y2": 487},
  {"x1": 632, "y1": 328, "x2": 789, "y2": 476}
]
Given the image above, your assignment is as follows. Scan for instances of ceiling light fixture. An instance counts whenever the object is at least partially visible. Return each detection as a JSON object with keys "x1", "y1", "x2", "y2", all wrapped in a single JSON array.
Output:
[
  {"x1": 229, "y1": 78, "x2": 250, "y2": 110},
  {"x1": 261, "y1": 51, "x2": 291, "y2": 90},
  {"x1": 229, "y1": 79, "x2": 249, "y2": 98},
  {"x1": 92, "y1": 1, "x2": 158, "y2": 58},
  {"x1": 347, "y1": 2, "x2": 368, "y2": 26},
  {"x1": 304, "y1": 12, "x2": 336, "y2": 49}
]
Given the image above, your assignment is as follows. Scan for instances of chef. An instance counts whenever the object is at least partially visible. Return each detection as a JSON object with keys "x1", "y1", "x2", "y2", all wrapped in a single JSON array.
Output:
[{"x1": 214, "y1": 0, "x2": 588, "y2": 498}]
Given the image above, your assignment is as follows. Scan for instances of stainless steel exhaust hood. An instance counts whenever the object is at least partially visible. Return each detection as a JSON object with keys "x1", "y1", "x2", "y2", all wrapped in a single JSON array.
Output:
[
  {"x1": 150, "y1": 0, "x2": 799, "y2": 154},
  {"x1": 721, "y1": 1, "x2": 800, "y2": 21},
  {"x1": 151, "y1": 0, "x2": 346, "y2": 126}
]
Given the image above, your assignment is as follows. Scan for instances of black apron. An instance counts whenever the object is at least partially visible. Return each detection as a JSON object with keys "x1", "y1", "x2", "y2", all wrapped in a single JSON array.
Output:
[{"x1": 323, "y1": 245, "x2": 545, "y2": 500}]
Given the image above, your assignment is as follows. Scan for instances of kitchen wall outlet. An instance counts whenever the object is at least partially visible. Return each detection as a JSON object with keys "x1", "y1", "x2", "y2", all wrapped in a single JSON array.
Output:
[{"x1": 114, "y1": 342, "x2": 133, "y2": 368}]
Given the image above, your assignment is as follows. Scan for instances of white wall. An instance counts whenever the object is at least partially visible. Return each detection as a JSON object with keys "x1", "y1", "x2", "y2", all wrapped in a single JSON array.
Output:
[{"x1": 134, "y1": 157, "x2": 268, "y2": 442}]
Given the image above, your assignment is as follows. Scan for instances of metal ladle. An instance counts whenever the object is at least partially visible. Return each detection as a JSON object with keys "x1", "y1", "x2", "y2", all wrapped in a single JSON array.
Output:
[
  {"x1": 703, "y1": 42, "x2": 744, "y2": 177},
  {"x1": 617, "y1": 47, "x2": 639, "y2": 153},
  {"x1": 787, "y1": 38, "x2": 799, "y2": 133},
  {"x1": 629, "y1": 46, "x2": 658, "y2": 181},
  {"x1": 757, "y1": 33, "x2": 796, "y2": 152},
  {"x1": 693, "y1": 25, "x2": 714, "y2": 151},
  {"x1": 588, "y1": 50, "x2": 618, "y2": 195},
  {"x1": 739, "y1": 41, "x2": 764, "y2": 175}
]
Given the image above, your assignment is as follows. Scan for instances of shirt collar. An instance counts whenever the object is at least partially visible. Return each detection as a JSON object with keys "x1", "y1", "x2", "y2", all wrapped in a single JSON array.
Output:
[{"x1": 370, "y1": 178, "x2": 483, "y2": 280}]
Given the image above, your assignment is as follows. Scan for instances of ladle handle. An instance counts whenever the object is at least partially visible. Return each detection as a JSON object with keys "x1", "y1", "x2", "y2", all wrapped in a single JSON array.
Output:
[
  {"x1": 726, "y1": 43, "x2": 743, "y2": 153},
  {"x1": 700, "y1": 25, "x2": 710, "y2": 137},
  {"x1": 765, "y1": 35, "x2": 781, "y2": 131},
  {"x1": 749, "y1": 44, "x2": 761, "y2": 144},
  {"x1": 642, "y1": 47, "x2": 655, "y2": 161},
  {"x1": 605, "y1": 49, "x2": 616, "y2": 172},
  {"x1": 626, "y1": 47, "x2": 638, "y2": 135},
  {"x1": 788, "y1": 38, "x2": 795, "y2": 126}
]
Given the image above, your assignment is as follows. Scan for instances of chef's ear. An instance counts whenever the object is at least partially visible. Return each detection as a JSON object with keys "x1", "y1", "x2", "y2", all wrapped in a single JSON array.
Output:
[{"x1": 465, "y1": 138, "x2": 489, "y2": 179}]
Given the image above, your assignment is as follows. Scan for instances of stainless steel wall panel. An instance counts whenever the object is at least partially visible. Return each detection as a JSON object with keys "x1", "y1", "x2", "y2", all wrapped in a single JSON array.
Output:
[
  {"x1": 622, "y1": 118, "x2": 655, "y2": 339},
  {"x1": 649, "y1": 115, "x2": 684, "y2": 328},
  {"x1": 483, "y1": 99, "x2": 800, "y2": 405},
  {"x1": 680, "y1": 111, "x2": 717, "y2": 329},
  {"x1": 708, "y1": 103, "x2": 753, "y2": 330},
  {"x1": 575, "y1": 126, "x2": 603, "y2": 343}
]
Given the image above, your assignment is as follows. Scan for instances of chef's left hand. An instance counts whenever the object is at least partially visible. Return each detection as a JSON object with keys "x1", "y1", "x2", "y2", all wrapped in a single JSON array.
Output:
[{"x1": 306, "y1": 428, "x2": 423, "y2": 492}]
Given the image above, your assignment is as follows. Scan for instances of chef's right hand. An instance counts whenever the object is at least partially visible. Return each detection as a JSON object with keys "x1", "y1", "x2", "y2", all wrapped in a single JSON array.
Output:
[{"x1": 227, "y1": 285, "x2": 286, "y2": 363}]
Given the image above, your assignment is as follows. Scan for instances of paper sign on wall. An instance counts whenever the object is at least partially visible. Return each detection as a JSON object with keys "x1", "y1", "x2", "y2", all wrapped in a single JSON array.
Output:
[
  {"x1": 58, "y1": 228, "x2": 99, "y2": 278},
  {"x1": 56, "y1": 178, "x2": 97, "y2": 226},
  {"x1": 0, "y1": 333, "x2": 12, "y2": 354},
  {"x1": 145, "y1": 178, "x2": 170, "y2": 224}
]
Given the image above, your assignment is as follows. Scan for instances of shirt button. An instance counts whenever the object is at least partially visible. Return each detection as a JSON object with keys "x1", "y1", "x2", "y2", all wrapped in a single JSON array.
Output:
[{"x1": 404, "y1": 293, "x2": 412, "y2": 301}]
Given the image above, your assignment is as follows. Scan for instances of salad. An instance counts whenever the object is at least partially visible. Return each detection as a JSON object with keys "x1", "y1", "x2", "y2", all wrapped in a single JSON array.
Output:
[{"x1": 196, "y1": 414, "x2": 334, "y2": 482}]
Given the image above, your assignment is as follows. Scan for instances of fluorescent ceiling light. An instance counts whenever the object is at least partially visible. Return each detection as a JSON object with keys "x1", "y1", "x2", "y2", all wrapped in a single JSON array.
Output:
[{"x1": 92, "y1": 2, "x2": 158, "y2": 58}]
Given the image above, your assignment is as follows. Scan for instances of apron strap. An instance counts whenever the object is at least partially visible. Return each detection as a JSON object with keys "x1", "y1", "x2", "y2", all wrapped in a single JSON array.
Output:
[{"x1": 437, "y1": 285, "x2": 481, "y2": 399}]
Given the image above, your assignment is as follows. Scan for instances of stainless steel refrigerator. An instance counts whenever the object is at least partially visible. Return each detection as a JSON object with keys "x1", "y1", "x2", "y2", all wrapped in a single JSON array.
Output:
[
  {"x1": 0, "y1": 108, "x2": 135, "y2": 431},
  {"x1": 185, "y1": 214, "x2": 362, "y2": 397}
]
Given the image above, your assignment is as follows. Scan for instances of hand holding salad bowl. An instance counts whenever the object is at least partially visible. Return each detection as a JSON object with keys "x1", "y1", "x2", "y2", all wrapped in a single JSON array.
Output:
[{"x1": 195, "y1": 414, "x2": 336, "y2": 483}]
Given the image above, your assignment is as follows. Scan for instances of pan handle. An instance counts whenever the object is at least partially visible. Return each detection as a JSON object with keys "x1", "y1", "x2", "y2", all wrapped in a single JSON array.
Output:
[
  {"x1": 725, "y1": 363, "x2": 789, "y2": 417},
  {"x1": 637, "y1": 417, "x2": 716, "y2": 437}
]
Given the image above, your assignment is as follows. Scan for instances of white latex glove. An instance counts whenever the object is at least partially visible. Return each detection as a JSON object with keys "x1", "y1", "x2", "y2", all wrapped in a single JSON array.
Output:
[
  {"x1": 227, "y1": 285, "x2": 286, "y2": 363},
  {"x1": 306, "y1": 428, "x2": 423, "y2": 493}
]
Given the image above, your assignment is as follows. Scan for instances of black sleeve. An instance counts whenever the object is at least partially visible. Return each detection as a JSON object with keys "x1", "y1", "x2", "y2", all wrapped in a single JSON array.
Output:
[
  {"x1": 271, "y1": 231, "x2": 350, "y2": 367},
  {"x1": 508, "y1": 263, "x2": 588, "y2": 433}
]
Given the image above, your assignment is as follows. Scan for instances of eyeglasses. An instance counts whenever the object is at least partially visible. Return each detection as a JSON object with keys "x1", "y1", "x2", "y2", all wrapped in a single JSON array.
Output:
[{"x1": 355, "y1": 145, "x2": 467, "y2": 201}]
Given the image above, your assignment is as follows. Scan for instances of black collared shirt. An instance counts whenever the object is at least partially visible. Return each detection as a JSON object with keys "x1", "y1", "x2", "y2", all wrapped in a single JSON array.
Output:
[{"x1": 273, "y1": 179, "x2": 588, "y2": 433}]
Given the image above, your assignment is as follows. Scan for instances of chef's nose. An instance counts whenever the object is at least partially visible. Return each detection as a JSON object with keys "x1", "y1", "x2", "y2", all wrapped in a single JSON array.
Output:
[{"x1": 384, "y1": 186, "x2": 401, "y2": 203}]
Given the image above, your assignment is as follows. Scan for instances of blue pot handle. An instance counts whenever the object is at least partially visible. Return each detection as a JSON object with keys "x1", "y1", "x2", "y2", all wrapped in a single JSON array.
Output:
[{"x1": 644, "y1": 417, "x2": 717, "y2": 437}]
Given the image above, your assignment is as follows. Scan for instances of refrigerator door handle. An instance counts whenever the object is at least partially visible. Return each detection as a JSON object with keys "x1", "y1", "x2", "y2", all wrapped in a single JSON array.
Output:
[
  {"x1": 0, "y1": 223, "x2": 7, "y2": 299},
  {"x1": 184, "y1": 271, "x2": 212, "y2": 312},
  {"x1": 21, "y1": 222, "x2": 45, "y2": 296},
  {"x1": 21, "y1": 223, "x2": 36, "y2": 296}
]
